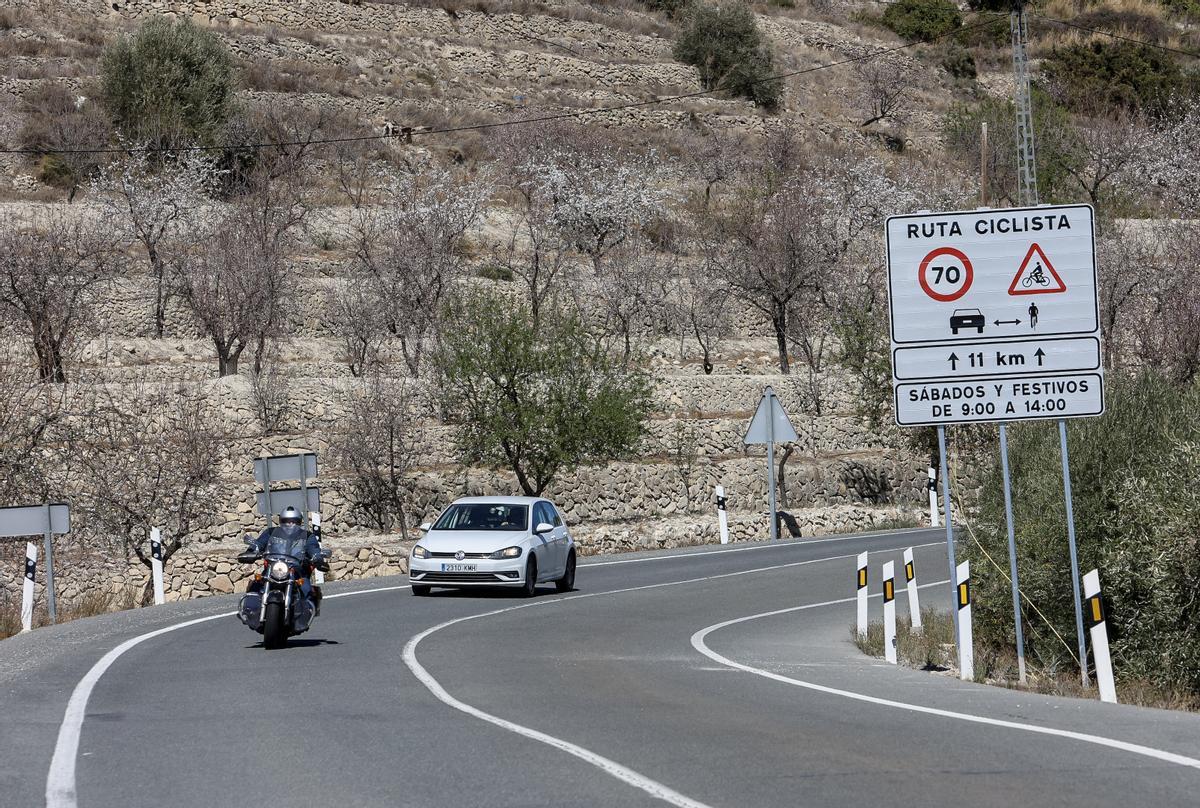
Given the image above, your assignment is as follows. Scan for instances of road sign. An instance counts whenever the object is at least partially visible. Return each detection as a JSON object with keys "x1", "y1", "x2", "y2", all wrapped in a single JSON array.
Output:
[
  {"x1": 744, "y1": 388, "x2": 797, "y2": 445},
  {"x1": 886, "y1": 204, "x2": 1103, "y2": 426},
  {"x1": 255, "y1": 486, "x2": 320, "y2": 518},
  {"x1": 0, "y1": 503, "x2": 71, "y2": 537},
  {"x1": 253, "y1": 453, "x2": 317, "y2": 486}
]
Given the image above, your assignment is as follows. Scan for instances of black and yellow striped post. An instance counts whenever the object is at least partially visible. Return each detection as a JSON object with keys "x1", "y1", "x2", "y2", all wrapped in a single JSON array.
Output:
[
  {"x1": 883, "y1": 560, "x2": 897, "y2": 664},
  {"x1": 903, "y1": 546, "x2": 922, "y2": 631},
  {"x1": 856, "y1": 551, "x2": 868, "y2": 638},
  {"x1": 956, "y1": 560, "x2": 974, "y2": 680},
  {"x1": 1084, "y1": 569, "x2": 1117, "y2": 703}
]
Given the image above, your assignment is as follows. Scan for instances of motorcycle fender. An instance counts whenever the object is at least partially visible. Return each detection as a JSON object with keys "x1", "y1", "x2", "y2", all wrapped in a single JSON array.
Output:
[{"x1": 265, "y1": 590, "x2": 286, "y2": 605}]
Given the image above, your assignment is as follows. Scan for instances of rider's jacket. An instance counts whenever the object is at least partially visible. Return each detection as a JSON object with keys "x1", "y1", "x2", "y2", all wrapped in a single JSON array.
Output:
[{"x1": 247, "y1": 524, "x2": 322, "y2": 565}]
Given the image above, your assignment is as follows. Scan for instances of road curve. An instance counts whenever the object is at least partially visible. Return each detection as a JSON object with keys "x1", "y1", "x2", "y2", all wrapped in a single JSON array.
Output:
[{"x1": 2, "y1": 527, "x2": 1198, "y2": 808}]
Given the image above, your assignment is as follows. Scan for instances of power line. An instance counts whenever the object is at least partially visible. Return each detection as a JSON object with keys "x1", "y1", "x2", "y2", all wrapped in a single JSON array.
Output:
[
  {"x1": 1033, "y1": 12, "x2": 1200, "y2": 60},
  {"x1": 0, "y1": 16, "x2": 1003, "y2": 158}
]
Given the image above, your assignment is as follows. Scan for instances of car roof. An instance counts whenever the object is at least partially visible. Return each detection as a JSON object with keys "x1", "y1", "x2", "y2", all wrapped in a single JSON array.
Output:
[
  {"x1": 450, "y1": 496, "x2": 544, "y2": 505},
  {"x1": 953, "y1": 308, "x2": 982, "y2": 313}
]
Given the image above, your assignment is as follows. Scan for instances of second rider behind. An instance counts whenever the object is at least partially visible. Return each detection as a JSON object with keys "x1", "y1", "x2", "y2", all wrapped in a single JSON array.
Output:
[{"x1": 245, "y1": 506, "x2": 325, "y2": 615}]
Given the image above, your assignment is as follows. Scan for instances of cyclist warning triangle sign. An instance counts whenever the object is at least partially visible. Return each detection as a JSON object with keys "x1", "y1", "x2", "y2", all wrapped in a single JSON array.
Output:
[{"x1": 1008, "y1": 243, "x2": 1067, "y2": 295}]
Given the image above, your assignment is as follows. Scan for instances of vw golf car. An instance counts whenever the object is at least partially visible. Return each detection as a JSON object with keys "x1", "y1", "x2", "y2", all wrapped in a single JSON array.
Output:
[{"x1": 409, "y1": 496, "x2": 576, "y2": 596}]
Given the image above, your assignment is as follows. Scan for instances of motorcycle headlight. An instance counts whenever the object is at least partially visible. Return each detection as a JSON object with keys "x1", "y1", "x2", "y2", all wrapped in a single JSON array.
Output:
[
  {"x1": 489, "y1": 546, "x2": 522, "y2": 560},
  {"x1": 269, "y1": 560, "x2": 290, "y2": 581},
  {"x1": 412, "y1": 545, "x2": 429, "y2": 559}
]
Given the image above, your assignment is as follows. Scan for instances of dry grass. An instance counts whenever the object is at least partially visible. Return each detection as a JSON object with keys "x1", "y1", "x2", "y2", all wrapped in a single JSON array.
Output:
[
  {"x1": 854, "y1": 609, "x2": 1200, "y2": 711},
  {"x1": 0, "y1": 587, "x2": 137, "y2": 642}
]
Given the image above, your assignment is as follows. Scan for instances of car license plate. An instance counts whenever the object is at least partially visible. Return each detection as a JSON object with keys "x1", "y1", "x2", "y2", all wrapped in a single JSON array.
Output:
[{"x1": 441, "y1": 563, "x2": 477, "y2": 572}]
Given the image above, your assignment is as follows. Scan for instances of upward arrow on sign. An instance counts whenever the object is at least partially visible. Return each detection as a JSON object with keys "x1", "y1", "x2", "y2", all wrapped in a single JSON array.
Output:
[{"x1": 744, "y1": 386, "x2": 798, "y2": 445}]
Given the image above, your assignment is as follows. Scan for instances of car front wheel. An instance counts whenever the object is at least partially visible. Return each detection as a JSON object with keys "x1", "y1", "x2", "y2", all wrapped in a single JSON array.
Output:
[
  {"x1": 522, "y1": 557, "x2": 538, "y2": 598},
  {"x1": 556, "y1": 551, "x2": 576, "y2": 593}
]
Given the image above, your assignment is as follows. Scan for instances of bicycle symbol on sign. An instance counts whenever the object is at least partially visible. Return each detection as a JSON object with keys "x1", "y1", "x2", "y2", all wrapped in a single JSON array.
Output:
[{"x1": 1022, "y1": 262, "x2": 1050, "y2": 288}]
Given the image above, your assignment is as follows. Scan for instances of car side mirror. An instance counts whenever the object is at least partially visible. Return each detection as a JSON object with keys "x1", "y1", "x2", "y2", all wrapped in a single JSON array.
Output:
[
  {"x1": 534, "y1": 522, "x2": 553, "y2": 535},
  {"x1": 420, "y1": 522, "x2": 432, "y2": 532}
]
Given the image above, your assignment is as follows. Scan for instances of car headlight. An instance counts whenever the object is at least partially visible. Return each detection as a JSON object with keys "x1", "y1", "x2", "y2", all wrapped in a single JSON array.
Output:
[
  {"x1": 489, "y1": 546, "x2": 522, "y2": 560},
  {"x1": 269, "y1": 560, "x2": 290, "y2": 581},
  {"x1": 412, "y1": 545, "x2": 429, "y2": 559}
]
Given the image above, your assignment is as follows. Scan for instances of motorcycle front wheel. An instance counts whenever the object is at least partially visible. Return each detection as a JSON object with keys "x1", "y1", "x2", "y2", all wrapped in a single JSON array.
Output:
[{"x1": 263, "y1": 601, "x2": 287, "y2": 650}]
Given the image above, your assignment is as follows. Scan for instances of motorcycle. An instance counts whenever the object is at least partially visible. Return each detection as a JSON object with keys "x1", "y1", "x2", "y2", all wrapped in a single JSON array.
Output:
[{"x1": 236, "y1": 542, "x2": 330, "y2": 650}]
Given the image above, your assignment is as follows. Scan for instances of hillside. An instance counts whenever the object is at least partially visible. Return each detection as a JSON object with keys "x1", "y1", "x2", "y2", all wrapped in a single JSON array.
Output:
[{"x1": 0, "y1": 0, "x2": 1197, "y2": 620}]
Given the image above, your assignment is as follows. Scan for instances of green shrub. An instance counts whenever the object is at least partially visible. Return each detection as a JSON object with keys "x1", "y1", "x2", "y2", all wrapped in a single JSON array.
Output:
[
  {"x1": 639, "y1": 0, "x2": 691, "y2": 15},
  {"x1": 36, "y1": 155, "x2": 74, "y2": 187},
  {"x1": 1074, "y1": 8, "x2": 1171, "y2": 42},
  {"x1": 101, "y1": 16, "x2": 236, "y2": 144},
  {"x1": 1043, "y1": 40, "x2": 1194, "y2": 115},
  {"x1": 673, "y1": 1, "x2": 783, "y2": 110},
  {"x1": 882, "y1": 0, "x2": 962, "y2": 42},
  {"x1": 970, "y1": 373, "x2": 1200, "y2": 695},
  {"x1": 477, "y1": 264, "x2": 514, "y2": 282},
  {"x1": 939, "y1": 42, "x2": 977, "y2": 80}
]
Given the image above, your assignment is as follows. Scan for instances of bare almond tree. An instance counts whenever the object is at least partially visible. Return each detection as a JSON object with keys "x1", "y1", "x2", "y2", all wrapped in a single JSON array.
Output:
[
  {"x1": 0, "y1": 213, "x2": 114, "y2": 383},
  {"x1": 333, "y1": 372, "x2": 418, "y2": 535},
  {"x1": 855, "y1": 58, "x2": 912, "y2": 128},
  {"x1": 353, "y1": 162, "x2": 488, "y2": 374},
  {"x1": 671, "y1": 263, "x2": 730, "y2": 376},
  {"x1": 593, "y1": 237, "x2": 672, "y2": 363},
  {"x1": 92, "y1": 149, "x2": 219, "y2": 337},
  {"x1": 327, "y1": 276, "x2": 389, "y2": 377},
  {"x1": 70, "y1": 378, "x2": 224, "y2": 602},
  {"x1": 0, "y1": 355, "x2": 67, "y2": 501}
]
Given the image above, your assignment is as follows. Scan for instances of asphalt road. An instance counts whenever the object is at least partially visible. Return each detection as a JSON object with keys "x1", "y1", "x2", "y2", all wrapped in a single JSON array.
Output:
[{"x1": 2, "y1": 527, "x2": 1199, "y2": 808}]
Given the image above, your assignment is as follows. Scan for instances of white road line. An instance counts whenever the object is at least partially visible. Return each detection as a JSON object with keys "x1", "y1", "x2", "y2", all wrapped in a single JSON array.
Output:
[
  {"x1": 43, "y1": 586, "x2": 414, "y2": 808},
  {"x1": 580, "y1": 527, "x2": 934, "y2": 567},
  {"x1": 401, "y1": 542, "x2": 943, "y2": 808},
  {"x1": 690, "y1": 594, "x2": 1200, "y2": 772},
  {"x1": 44, "y1": 533, "x2": 929, "y2": 807}
]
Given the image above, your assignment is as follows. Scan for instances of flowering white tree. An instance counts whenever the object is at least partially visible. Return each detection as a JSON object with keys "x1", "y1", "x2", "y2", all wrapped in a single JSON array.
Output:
[
  {"x1": 522, "y1": 145, "x2": 676, "y2": 275},
  {"x1": 352, "y1": 162, "x2": 490, "y2": 374},
  {"x1": 92, "y1": 149, "x2": 220, "y2": 337},
  {"x1": 1135, "y1": 98, "x2": 1200, "y2": 218}
]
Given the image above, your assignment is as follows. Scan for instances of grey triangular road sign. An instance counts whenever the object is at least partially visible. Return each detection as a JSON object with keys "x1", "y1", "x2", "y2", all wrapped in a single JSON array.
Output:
[{"x1": 744, "y1": 386, "x2": 798, "y2": 445}]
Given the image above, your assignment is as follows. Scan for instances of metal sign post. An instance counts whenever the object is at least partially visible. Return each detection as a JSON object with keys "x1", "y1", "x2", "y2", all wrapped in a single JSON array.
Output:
[
  {"x1": 937, "y1": 426, "x2": 961, "y2": 649},
  {"x1": 1060, "y1": 422, "x2": 1089, "y2": 687},
  {"x1": 0, "y1": 503, "x2": 71, "y2": 625},
  {"x1": 998, "y1": 424, "x2": 1027, "y2": 683},
  {"x1": 253, "y1": 453, "x2": 319, "y2": 529},
  {"x1": 743, "y1": 387, "x2": 797, "y2": 542}
]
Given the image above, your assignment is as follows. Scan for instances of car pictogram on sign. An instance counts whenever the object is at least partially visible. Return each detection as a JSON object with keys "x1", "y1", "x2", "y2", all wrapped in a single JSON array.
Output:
[{"x1": 950, "y1": 308, "x2": 985, "y2": 335}]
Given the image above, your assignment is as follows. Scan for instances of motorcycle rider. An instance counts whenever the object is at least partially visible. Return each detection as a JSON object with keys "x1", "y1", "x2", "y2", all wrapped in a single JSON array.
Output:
[{"x1": 243, "y1": 506, "x2": 325, "y2": 615}]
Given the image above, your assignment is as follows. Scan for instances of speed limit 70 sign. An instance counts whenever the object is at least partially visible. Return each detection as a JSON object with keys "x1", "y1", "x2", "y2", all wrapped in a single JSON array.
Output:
[
  {"x1": 885, "y1": 204, "x2": 1103, "y2": 427},
  {"x1": 918, "y1": 247, "x2": 973, "y2": 301}
]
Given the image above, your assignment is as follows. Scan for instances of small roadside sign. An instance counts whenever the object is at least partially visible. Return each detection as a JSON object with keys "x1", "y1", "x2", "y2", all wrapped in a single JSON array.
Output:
[
  {"x1": 744, "y1": 387, "x2": 797, "y2": 445},
  {"x1": 886, "y1": 204, "x2": 1104, "y2": 426}
]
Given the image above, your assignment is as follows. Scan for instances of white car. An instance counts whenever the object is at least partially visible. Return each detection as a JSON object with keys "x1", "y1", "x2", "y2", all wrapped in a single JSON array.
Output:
[{"x1": 409, "y1": 496, "x2": 576, "y2": 597}]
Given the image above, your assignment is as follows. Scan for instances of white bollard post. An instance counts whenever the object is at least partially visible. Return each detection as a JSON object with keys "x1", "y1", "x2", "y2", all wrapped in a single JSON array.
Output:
[
  {"x1": 904, "y1": 547, "x2": 922, "y2": 631},
  {"x1": 927, "y1": 466, "x2": 939, "y2": 528},
  {"x1": 855, "y1": 551, "x2": 868, "y2": 638},
  {"x1": 311, "y1": 512, "x2": 325, "y2": 584},
  {"x1": 150, "y1": 527, "x2": 165, "y2": 606},
  {"x1": 1084, "y1": 569, "x2": 1117, "y2": 703},
  {"x1": 883, "y1": 561, "x2": 897, "y2": 664},
  {"x1": 715, "y1": 486, "x2": 729, "y2": 545},
  {"x1": 21, "y1": 542, "x2": 36, "y2": 632},
  {"x1": 956, "y1": 560, "x2": 974, "y2": 680}
]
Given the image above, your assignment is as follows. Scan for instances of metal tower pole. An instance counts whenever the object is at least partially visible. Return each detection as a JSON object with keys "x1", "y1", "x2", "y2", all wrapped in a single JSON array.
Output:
[{"x1": 1011, "y1": 1, "x2": 1039, "y2": 206}]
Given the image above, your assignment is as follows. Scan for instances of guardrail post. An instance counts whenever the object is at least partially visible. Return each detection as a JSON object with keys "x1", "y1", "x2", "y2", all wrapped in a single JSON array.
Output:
[
  {"x1": 21, "y1": 542, "x2": 36, "y2": 632},
  {"x1": 1084, "y1": 569, "x2": 1117, "y2": 703},
  {"x1": 957, "y1": 560, "x2": 974, "y2": 680},
  {"x1": 904, "y1": 547, "x2": 922, "y2": 632},
  {"x1": 715, "y1": 486, "x2": 729, "y2": 545},
  {"x1": 856, "y1": 551, "x2": 868, "y2": 638},
  {"x1": 883, "y1": 560, "x2": 897, "y2": 664},
  {"x1": 150, "y1": 527, "x2": 165, "y2": 605}
]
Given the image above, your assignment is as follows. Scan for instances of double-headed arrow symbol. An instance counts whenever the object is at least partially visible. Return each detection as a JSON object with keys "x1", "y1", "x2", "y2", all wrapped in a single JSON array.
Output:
[{"x1": 994, "y1": 318, "x2": 1022, "y2": 326}]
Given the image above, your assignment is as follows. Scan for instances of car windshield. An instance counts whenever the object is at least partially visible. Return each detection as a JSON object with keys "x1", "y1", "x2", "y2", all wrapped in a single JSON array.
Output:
[{"x1": 432, "y1": 503, "x2": 529, "y2": 531}]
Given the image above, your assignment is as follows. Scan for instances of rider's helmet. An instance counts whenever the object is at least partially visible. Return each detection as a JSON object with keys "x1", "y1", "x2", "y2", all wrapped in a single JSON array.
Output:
[{"x1": 279, "y1": 506, "x2": 303, "y2": 526}]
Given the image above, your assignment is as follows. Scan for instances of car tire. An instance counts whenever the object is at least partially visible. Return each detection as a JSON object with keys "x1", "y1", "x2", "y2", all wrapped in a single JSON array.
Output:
[
  {"x1": 411, "y1": 584, "x2": 431, "y2": 596},
  {"x1": 522, "y1": 557, "x2": 538, "y2": 598},
  {"x1": 555, "y1": 550, "x2": 576, "y2": 593}
]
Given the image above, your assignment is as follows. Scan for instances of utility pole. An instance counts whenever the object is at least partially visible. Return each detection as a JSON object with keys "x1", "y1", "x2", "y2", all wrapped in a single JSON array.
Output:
[{"x1": 1011, "y1": 0, "x2": 1039, "y2": 206}]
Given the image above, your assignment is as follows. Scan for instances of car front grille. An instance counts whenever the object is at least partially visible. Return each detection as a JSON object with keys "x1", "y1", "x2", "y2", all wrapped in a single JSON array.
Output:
[
  {"x1": 428, "y1": 551, "x2": 491, "y2": 559},
  {"x1": 415, "y1": 572, "x2": 507, "y2": 583}
]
